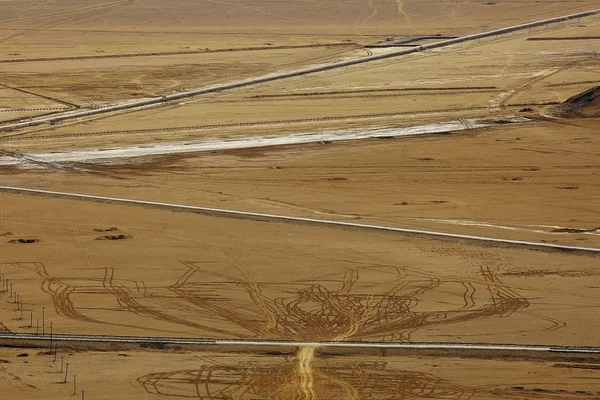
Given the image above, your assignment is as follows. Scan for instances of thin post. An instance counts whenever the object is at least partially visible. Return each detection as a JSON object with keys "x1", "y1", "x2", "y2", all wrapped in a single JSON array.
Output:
[
  {"x1": 36, "y1": 319, "x2": 39, "y2": 334},
  {"x1": 63, "y1": 363, "x2": 69, "y2": 383},
  {"x1": 81, "y1": 390, "x2": 85, "y2": 400},
  {"x1": 42, "y1": 307, "x2": 45, "y2": 335},
  {"x1": 73, "y1": 374, "x2": 76, "y2": 395},
  {"x1": 50, "y1": 322, "x2": 53, "y2": 350},
  {"x1": 29, "y1": 311, "x2": 32, "y2": 328},
  {"x1": 53, "y1": 345, "x2": 57, "y2": 362},
  {"x1": 60, "y1": 356, "x2": 64, "y2": 373},
  {"x1": 9, "y1": 282, "x2": 12, "y2": 297},
  {"x1": 19, "y1": 301, "x2": 23, "y2": 320}
]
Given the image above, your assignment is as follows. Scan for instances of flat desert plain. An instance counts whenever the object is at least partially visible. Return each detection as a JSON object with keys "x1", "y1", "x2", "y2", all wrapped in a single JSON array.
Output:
[{"x1": 1, "y1": 1, "x2": 600, "y2": 399}]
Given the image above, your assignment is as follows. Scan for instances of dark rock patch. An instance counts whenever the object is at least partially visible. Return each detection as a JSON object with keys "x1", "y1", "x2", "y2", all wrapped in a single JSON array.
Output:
[
  {"x1": 8, "y1": 239, "x2": 39, "y2": 244},
  {"x1": 95, "y1": 235, "x2": 132, "y2": 241},
  {"x1": 93, "y1": 227, "x2": 120, "y2": 232}
]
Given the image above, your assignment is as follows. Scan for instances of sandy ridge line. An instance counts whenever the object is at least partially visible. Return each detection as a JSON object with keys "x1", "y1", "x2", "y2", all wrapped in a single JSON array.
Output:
[{"x1": 0, "y1": 185, "x2": 598, "y2": 254}]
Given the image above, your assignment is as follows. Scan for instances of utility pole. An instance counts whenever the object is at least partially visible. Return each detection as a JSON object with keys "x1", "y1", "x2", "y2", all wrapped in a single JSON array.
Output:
[
  {"x1": 42, "y1": 307, "x2": 45, "y2": 335},
  {"x1": 60, "y1": 357, "x2": 64, "y2": 373},
  {"x1": 81, "y1": 390, "x2": 85, "y2": 400},
  {"x1": 73, "y1": 375, "x2": 77, "y2": 395},
  {"x1": 63, "y1": 363, "x2": 70, "y2": 383},
  {"x1": 29, "y1": 311, "x2": 32, "y2": 328}
]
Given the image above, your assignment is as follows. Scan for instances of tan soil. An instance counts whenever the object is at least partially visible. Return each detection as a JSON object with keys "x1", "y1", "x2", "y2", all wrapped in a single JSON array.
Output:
[
  {"x1": 1, "y1": 347, "x2": 600, "y2": 400},
  {"x1": 1, "y1": 1, "x2": 600, "y2": 398}
]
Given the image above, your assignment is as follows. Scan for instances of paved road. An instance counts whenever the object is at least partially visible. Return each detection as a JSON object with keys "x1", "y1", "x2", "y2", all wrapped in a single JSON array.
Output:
[
  {"x1": 1, "y1": 185, "x2": 599, "y2": 253},
  {"x1": 0, "y1": 333, "x2": 599, "y2": 353},
  {"x1": 1, "y1": 8, "x2": 598, "y2": 132}
]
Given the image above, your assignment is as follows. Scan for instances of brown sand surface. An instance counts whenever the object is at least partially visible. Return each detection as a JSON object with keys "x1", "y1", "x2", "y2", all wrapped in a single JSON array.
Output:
[
  {"x1": 0, "y1": 190, "x2": 599, "y2": 344},
  {"x1": 0, "y1": 0, "x2": 597, "y2": 113},
  {"x1": 2, "y1": 119, "x2": 598, "y2": 247},
  {"x1": 2, "y1": 0, "x2": 597, "y2": 37},
  {"x1": 2, "y1": 1, "x2": 600, "y2": 399},
  {"x1": 0, "y1": 46, "x2": 359, "y2": 105},
  {"x1": 1, "y1": 347, "x2": 600, "y2": 400},
  {"x1": 9, "y1": 14, "x2": 598, "y2": 142}
]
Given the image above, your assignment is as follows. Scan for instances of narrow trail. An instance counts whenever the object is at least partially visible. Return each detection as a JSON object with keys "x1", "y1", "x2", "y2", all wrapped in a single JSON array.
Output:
[
  {"x1": 396, "y1": 0, "x2": 419, "y2": 34},
  {"x1": 0, "y1": 0, "x2": 134, "y2": 25},
  {"x1": 362, "y1": 0, "x2": 379, "y2": 29},
  {"x1": 296, "y1": 346, "x2": 317, "y2": 400},
  {"x1": 450, "y1": 0, "x2": 472, "y2": 21}
]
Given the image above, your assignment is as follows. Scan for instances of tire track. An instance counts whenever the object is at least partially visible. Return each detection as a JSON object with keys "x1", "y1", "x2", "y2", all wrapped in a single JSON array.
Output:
[
  {"x1": 499, "y1": 68, "x2": 563, "y2": 106},
  {"x1": 362, "y1": 0, "x2": 379, "y2": 28},
  {"x1": 396, "y1": 0, "x2": 419, "y2": 34},
  {"x1": 0, "y1": 0, "x2": 136, "y2": 45},
  {"x1": 0, "y1": 0, "x2": 135, "y2": 25}
]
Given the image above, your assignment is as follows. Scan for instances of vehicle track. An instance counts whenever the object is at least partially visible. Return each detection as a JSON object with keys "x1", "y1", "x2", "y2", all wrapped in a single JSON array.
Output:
[
  {"x1": 396, "y1": 0, "x2": 419, "y2": 34},
  {"x1": 0, "y1": 0, "x2": 135, "y2": 25},
  {"x1": 3, "y1": 260, "x2": 569, "y2": 344},
  {"x1": 0, "y1": 0, "x2": 136, "y2": 45}
]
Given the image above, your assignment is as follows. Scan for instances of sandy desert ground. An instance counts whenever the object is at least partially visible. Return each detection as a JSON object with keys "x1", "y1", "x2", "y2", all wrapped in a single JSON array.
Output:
[
  {"x1": 1, "y1": 346, "x2": 599, "y2": 400},
  {"x1": 1, "y1": 1, "x2": 600, "y2": 399},
  {"x1": 1, "y1": 192, "x2": 600, "y2": 342}
]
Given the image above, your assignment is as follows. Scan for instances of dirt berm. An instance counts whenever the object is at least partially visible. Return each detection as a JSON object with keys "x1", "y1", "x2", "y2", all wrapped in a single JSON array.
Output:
[{"x1": 560, "y1": 86, "x2": 600, "y2": 117}]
